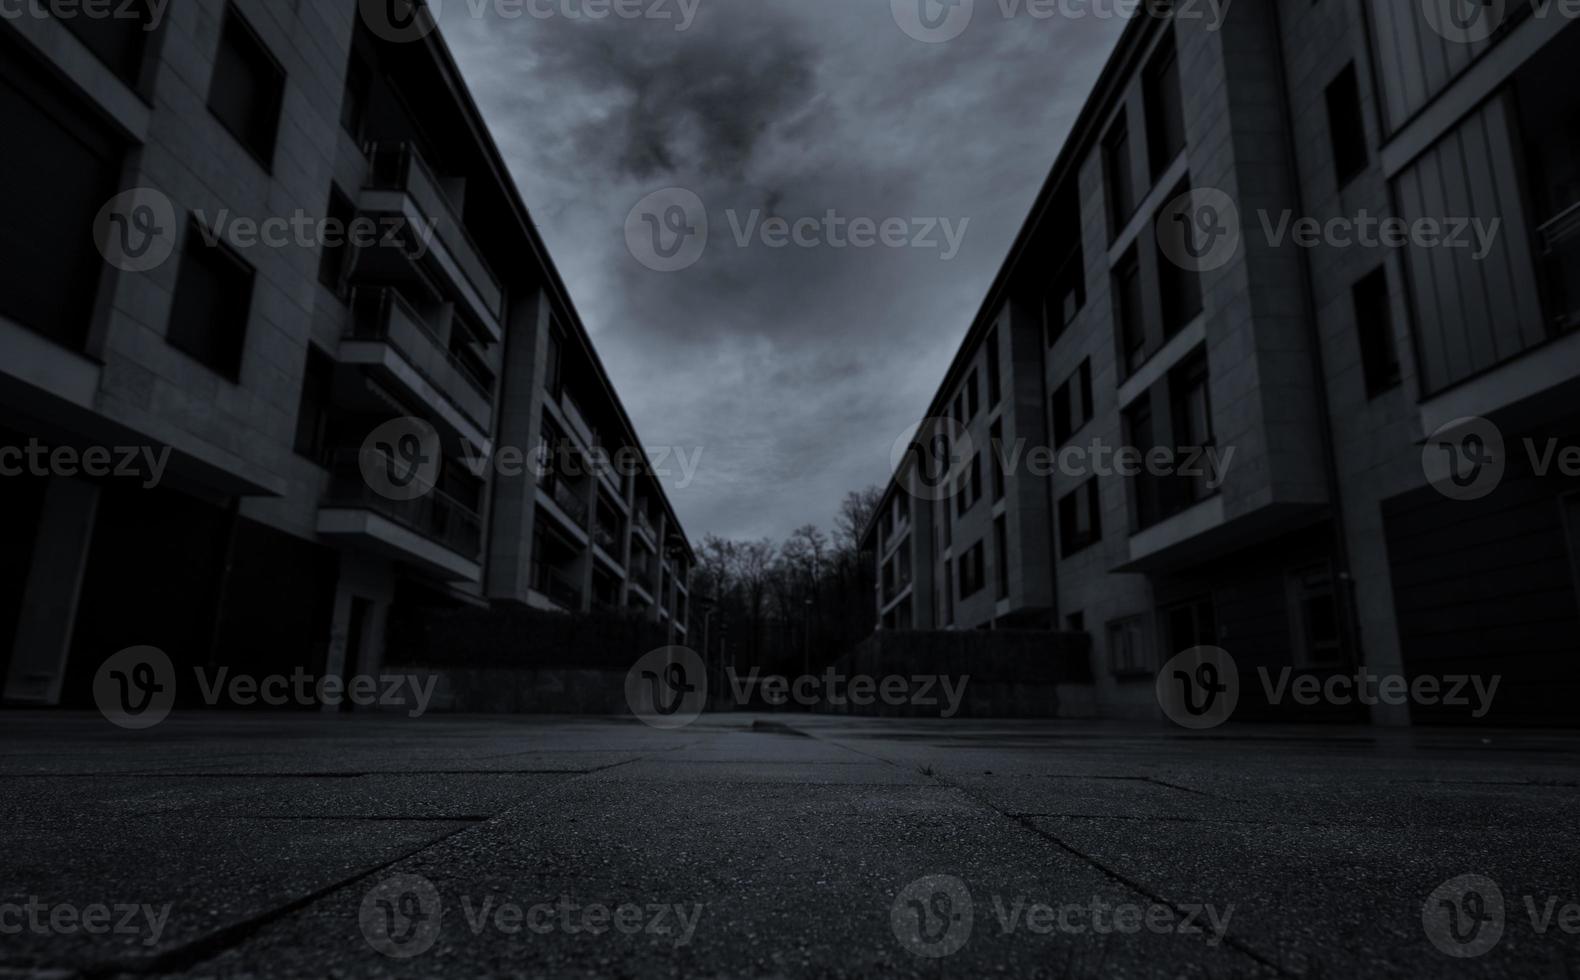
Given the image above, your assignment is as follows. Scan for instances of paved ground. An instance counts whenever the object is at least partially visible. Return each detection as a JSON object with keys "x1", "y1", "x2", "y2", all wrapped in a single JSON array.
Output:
[{"x1": 1, "y1": 712, "x2": 1577, "y2": 978}]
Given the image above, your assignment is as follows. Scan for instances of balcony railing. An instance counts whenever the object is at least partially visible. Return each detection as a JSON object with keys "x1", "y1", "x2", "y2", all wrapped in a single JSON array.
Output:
[
  {"x1": 634, "y1": 508, "x2": 658, "y2": 542},
  {"x1": 364, "y1": 142, "x2": 505, "y2": 323},
  {"x1": 550, "y1": 478, "x2": 589, "y2": 529},
  {"x1": 324, "y1": 450, "x2": 483, "y2": 559},
  {"x1": 593, "y1": 519, "x2": 620, "y2": 555},
  {"x1": 532, "y1": 562, "x2": 583, "y2": 610},
  {"x1": 348, "y1": 288, "x2": 493, "y2": 428}
]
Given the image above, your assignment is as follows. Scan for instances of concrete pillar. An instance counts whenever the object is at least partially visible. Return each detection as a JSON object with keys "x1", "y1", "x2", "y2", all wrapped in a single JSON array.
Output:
[{"x1": 3, "y1": 478, "x2": 100, "y2": 705}]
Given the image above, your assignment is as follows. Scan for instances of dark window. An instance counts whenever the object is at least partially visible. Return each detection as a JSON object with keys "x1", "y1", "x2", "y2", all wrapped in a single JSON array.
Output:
[
  {"x1": 1165, "y1": 596, "x2": 1218, "y2": 652},
  {"x1": 341, "y1": 50, "x2": 372, "y2": 142},
  {"x1": 1058, "y1": 478, "x2": 1102, "y2": 557},
  {"x1": 0, "y1": 40, "x2": 124, "y2": 350},
  {"x1": 994, "y1": 515, "x2": 1009, "y2": 600},
  {"x1": 545, "y1": 322, "x2": 565, "y2": 398},
  {"x1": 1144, "y1": 37, "x2": 1187, "y2": 178},
  {"x1": 54, "y1": 0, "x2": 157, "y2": 87},
  {"x1": 1352, "y1": 266, "x2": 1401, "y2": 396},
  {"x1": 990, "y1": 420, "x2": 1005, "y2": 502},
  {"x1": 167, "y1": 220, "x2": 255, "y2": 380},
  {"x1": 1108, "y1": 616, "x2": 1150, "y2": 676},
  {"x1": 986, "y1": 328, "x2": 1002, "y2": 406},
  {"x1": 966, "y1": 370, "x2": 980, "y2": 420},
  {"x1": 208, "y1": 6, "x2": 286, "y2": 168},
  {"x1": 1052, "y1": 359, "x2": 1093, "y2": 447},
  {"x1": 958, "y1": 541, "x2": 985, "y2": 599},
  {"x1": 1325, "y1": 64, "x2": 1369, "y2": 185},
  {"x1": 1289, "y1": 563, "x2": 1342, "y2": 666},
  {"x1": 1124, "y1": 396, "x2": 1160, "y2": 530},
  {"x1": 1115, "y1": 248, "x2": 1146, "y2": 376},
  {"x1": 293, "y1": 345, "x2": 334, "y2": 463},
  {"x1": 1105, "y1": 112, "x2": 1135, "y2": 234},
  {"x1": 1157, "y1": 181, "x2": 1204, "y2": 335},
  {"x1": 1168, "y1": 349, "x2": 1215, "y2": 510},
  {"x1": 1047, "y1": 246, "x2": 1087, "y2": 346},
  {"x1": 318, "y1": 185, "x2": 356, "y2": 296}
]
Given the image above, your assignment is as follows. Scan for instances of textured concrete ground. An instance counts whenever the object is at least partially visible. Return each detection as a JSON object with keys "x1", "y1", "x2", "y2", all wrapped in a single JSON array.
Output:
[{"x1": 1, "y1": 712, "x2": 1577, "y2": 978}]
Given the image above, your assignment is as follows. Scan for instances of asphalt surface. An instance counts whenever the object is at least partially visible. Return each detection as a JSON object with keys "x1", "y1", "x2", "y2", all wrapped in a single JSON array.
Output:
[{"x1": 1, "y1": 712, "x2": 1578, "y2": 978}]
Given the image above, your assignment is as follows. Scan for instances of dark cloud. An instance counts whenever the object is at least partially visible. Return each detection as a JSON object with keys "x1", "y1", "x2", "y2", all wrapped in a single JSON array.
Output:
[{"x1": 440, "y1": 0, "x2": 1126, "y2": 542}]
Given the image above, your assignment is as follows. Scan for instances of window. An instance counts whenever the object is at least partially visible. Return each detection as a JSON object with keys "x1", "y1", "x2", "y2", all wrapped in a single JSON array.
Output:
[
  {"x1": 1108, "y1": 616, "x2": 1151, "y2": 676},
  {"x1": 54, "y1": 0, "x2": 158, "y2": 87},
  {"x1": 0, "y1": 40, "x2": 125, "y2": 350},
  {"x1": 341, "y1": 50, "x2": 372, "y2": 141},
  {"x1": 994, "y1": 515, "x2": 1009, "y2": 600},
  {"x1": 1144, "y1": 37, "x2": 1187, "y2": 178},
  {"x1": 1124, "y1": 396, "x2": 1160, "y2": 530},
  {"x1": 293, "y1": 345, "x2": 334, "y2": 463},
  {"x1": 1052, "y1": 359, "x2": 1094, "y2": 447},
  {"x1": 958, "y1": 541, "x2": 985, "y2": 599},
  {"x1": 545, "y1": 322, "x2": 566, "y2": 399},
  {"x1": 208, "y1": 6, "x2": 286, "y2": 168},
  {"x1": 1325, "y1": 64, "x2": 1368, "y2": 186},
  {"x1": 1352, "y1": 266, "x2": 1401, "y2": 396},
  {"x1": 966, "y1": 370, "x2": 980, "y2": 420},
  {"x1": 1058, "y1": 478, "x2": 1102, "y2": 557},
  {"x1": 986, "y1": 328, "x2": 1002, "y2": 406},
  {"x1": 1165, "y1": 597, "x2": 1218, "y2": 652},
  {"x1": 1047, "y1": 249, "x2": 1087, "y2": 348},
  {"x1": 319, "y1": 185, "x2": 356, "y2": 296},
  {"x1": 1114, "y1": 248, "x2": 1146, "y2": 376},
  {"x1": 958, "y1": 451, "x2": 982, "y2": 515},
  {"x1": 1157, "y1": 181, "x2": 1204, "y2": 335},
  {"x1": 1288, "y1": 563, "x2": 1342, "y2": 666},
  {"x1": 1104, "y1": 112, "x2": 1135, "y2": 234},
  {"x1": 1168, "y1": 350, "x2": 1215, "y2": 509},
  {"x1": 166, "y1": 220, "x2": 255, "y2": 380},
  {"x1": 990, "y1": 420, "x2": 1005, "y2": 502}
]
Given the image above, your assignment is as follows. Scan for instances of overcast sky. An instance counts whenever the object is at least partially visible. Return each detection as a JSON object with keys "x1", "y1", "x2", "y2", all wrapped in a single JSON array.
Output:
[{"x1": 437, "y1": 0, "x2": 1126, "y2": 544}]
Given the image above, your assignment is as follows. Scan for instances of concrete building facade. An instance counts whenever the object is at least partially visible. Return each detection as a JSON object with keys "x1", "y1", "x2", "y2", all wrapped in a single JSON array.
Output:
[
  {"x1": 0, "y1": 0, "x2": 691, "y2": 707},
  {"x1": 866, "y1": 1, "x2": 1580, "y2": 725}
]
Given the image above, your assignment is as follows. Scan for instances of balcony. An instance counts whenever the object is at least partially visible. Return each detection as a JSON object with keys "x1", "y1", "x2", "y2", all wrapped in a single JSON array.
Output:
[
  {"x1": 633, "y1": 508, "x2": 658, "y2": 545},
  {"x1": 360, "y1": 142, "x2": 506, "y2": 333},
  {"x1": 550, "y1": 478, "x2": 589, "y2": 529},
  {"x1": 532, "y1": 561, "x2": 583, "y2": 611},
  {"x1": 341, "y1": 288, "x2": 493, "y2": 444},
  {"x1": 316, "y1": 450, "x2": 483, "y2": 582}
]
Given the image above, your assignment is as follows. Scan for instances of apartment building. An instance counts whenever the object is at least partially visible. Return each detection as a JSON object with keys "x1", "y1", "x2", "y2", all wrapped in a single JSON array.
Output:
[
  {"x1": 0, "y1": 0, "x2": 691, "y2": 707},
  {"x1": 867, "y1": 1, "x2": 1580, "y2": 725}
]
